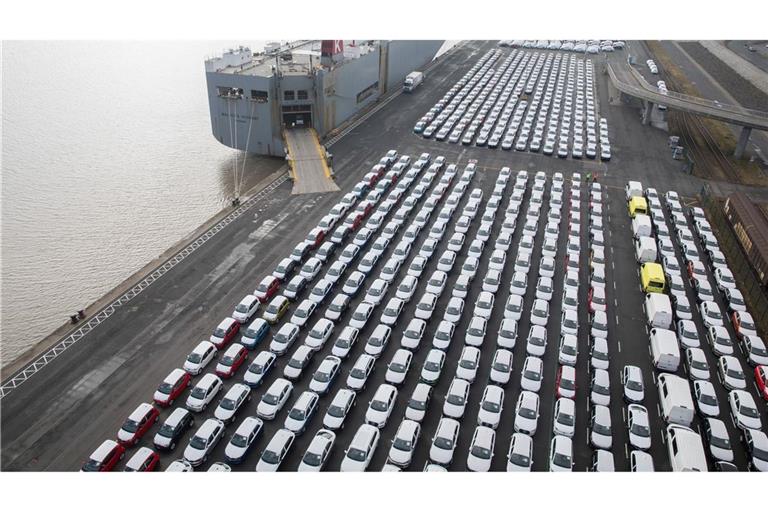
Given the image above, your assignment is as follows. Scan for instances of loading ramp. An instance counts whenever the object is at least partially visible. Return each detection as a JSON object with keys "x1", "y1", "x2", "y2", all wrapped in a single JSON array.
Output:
[{"x1": 283, "y1": 128, "x2": 340, "y2": 194}]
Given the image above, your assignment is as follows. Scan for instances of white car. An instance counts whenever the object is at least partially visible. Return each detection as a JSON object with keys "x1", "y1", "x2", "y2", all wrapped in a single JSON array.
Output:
[
  {"x1": 728, "y1": 390, "x2": 762, "y2": 431},
  {"x1": 364, "y1": 278, "x2": 389, "y2": 306},
  {"x1": 553, "y1": 397, "x2": 576, "y2": 438},
  {"x1": 425, "y1": 270, "x2": 448, "y2": 296},
  {"x1": 414, "y1": 292, "x2": 438, "y2": 320},
  {"x1": 402, "y1": 318, "x2": 427, "y2": 350},
  {"x1": 305, "y1": 318, "x2": 335, "y2": 351},
  {"x1": 622, "y1": 365, "x2": 645, "y2": 403},
  {"x1": 530, "y1": 298, "x2": 549, "y2": 326},
  {"x1": 558, "y1": 334, "x2": 578, "y2": 366},
  {"x1": 549, "y1": 435, "x2": 573, "y2": 472},
  {"x1": 387, "y1": 419, "x2": 421, "y2": 468},
  {"x1": 405, "y1": 382, "x2": 432, "y2": 422},
  {"x1": 514, "y1": 390, "x2": 540, "y2": 436},
  {"x1": 686, "y1": 347, "x2": 711, "y2": 380},
  {"x1": 704, "y1": 418, "x2": 734, "y2": 463},
  {"x1": 331, "y1": 326, "x2": 359, "y2": 359},
  {"x1": 700, "y1": 301, "x2": 724, "y2": 328},
  {"x1": 509, "y1": 271, "x2": 528, "y2": 296},
  {"x1": 452, "y1": 274, "x2": 471, "y2": 299},
  {"x1": 421, "y1": 349, "x2": 446, "y2": 385},
  {"x1": 539, "y1": 256, "x2": 556, "y2": 278},
  {"x1": 290, "y1": 299, "x2": 316, "y2": 328},
  {"x1": 437, "y1": 250, "x2": 457, "y2": 272},
  {"x1": 309, "y1": 355, "x2": 341, "y2": 395},
  {"x1": 465, "y1": 316, "x2": 487, "y2": 347},
  {"x1": 718, "y1": 355, "x2": 747, "y2": 390},
  {"x1": 349, "y1": 302, "x2": 374, "y2": 330},
  {"x1": 365, "y1": 384, "x2": 398, "y2": 428},
  {"x1": 443, "y1": 378, "x2": 471, "y2": 418},
  {"x1": 214, "y1": 383, "x2": 251, "y2": 424},
  {"x1": 224, "y1": 416, "x2": 264, "y2": 464},
  {"x1": 364, "y1": 324, "x2": 391, "y2": 358},
  {"x1": 256, "y1": 378, "x2": 293, "y2": 420},
  {"x1": 589, "y1": 405, "x2": 613, "y2": 450},
  {"x1": 284, "y1": 391, "x2": 320, "y2": 434},
  {"x1": 183, "y1": 418, "x2": 225, "y2": 467},
  {"x1": 432, "y1": 320, "x2": 455, "y2": 351},
  {"x1": 298, "y1": 429, "x2": 336, "y2": 471},
  {"x1": 269, "y1": 323, "x2": 300, "y2": 356},
  {"x1": 591, "y1": 368, "x2": 611, "y2": 406},
  {"x1": 535, "y1": 276, "x2": 554, "y2": 301},
  {"x1": 340, "y1": 424, "x2": 380, "y2": 472},
  {"x1": 506, "y1": 433, "x2": 533, "y2": 471},
  {"x1": 694, "y1": 380, "x2": 720, "y2": 417},
  {"x1": 520, "y1": 356, "x2": 543, "y2": 392},
  {"x1": 185, "y1": 373, "x2": 223, "y2": 413},
  {"x1": 677, "y1": 319, "x2": 700, "y2": 348},
  {"x1": 744, "y1": 335, "x2": 768, "y2": 366},
  {"x1": 183, "y1": 341, "x2": 218, "y2": 375},
  {"x1": 477, "y1": 385, "x2": 504, "y2": 429},
  {"x1": 243, "y1": 351, "x2": 276, "y2": 387},
  {"x1": 232, "y1": 294, "x2": 260, "y2": 323},
  {"x1": 323, "y1": 388, "x2": 356, "y2": 430},
  {"x1": 467, "y1": 426, "x2": 496, "y2": 472},
  {"x1": 385, "y1": 349, "x2": 413, "y2": 386},
  {"x1": 430, "y1": 417, "x2": 460, "y2": 466},
  {"x1": 380, "y1": 298, "x2": 405, "y2": 326},
  {"x1": 395, "y1": 275, "x2": 419, "y2": 302},
  {"x1": 627, "y1": 404, "x2": 651, "y2": 451},
  {"x1": 526, "y1": 325, "x2": 547, "y2": 357},
  {"x1": 489, "y1": 349, "x2": 513, "y2": 384},
  {"x1": 456, "y1": 346, "x2": 481, "y2": 382},
  {"x1": 444, "y1": 297, "x2": 464, "y2": 324}
]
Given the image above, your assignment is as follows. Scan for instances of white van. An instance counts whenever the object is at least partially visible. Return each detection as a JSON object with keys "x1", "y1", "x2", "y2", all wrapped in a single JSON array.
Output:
[
  {"x1": 666, "y1": 424, "x2": 708, "y2": 471},
  {"x1": 625, "y1": 181, "x2": 643, "y2": 200},
  {"x1": 635, "y1": 236, "x2": 658, "y2": 263},
  {"x1": 645, "y1": 293, "x2": 672, "y2": 329},
  {"x1": 632, "y1": 214, "x2": 653, "y2": 239},
  {"x1": 657, "y1": 373, "x2": 695, "y2": 427},
  {"x1": 650, "y1": 328, "x2": 680, "y2": 371}
]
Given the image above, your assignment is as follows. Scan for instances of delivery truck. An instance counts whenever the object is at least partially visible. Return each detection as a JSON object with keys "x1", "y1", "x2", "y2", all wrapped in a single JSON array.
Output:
[{"x1": 403, "y1": 71, "x2": 424, "y2": 92}]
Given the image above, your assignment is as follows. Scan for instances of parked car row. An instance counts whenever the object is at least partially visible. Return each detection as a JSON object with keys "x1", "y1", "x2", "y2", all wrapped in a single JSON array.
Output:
[
  {"x1": 501, "y1": 40, "x2": 626, "y2": 54},
  {"x1": 413, "y1": 48, "x2": 610, "y2": 160},
  {"x1": 627, "y1": 181, "x2": 767, "y2": 472}
]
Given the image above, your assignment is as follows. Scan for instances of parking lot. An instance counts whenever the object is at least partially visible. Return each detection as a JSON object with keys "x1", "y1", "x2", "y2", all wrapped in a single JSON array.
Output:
[
  {"x1": 5, "y1": 39, "x2": 768, "y2": 472},
  {"x1": 77, "y1": 138, "x2": 767, "y2": 471},
  {"x1": 414, "y1": 47, "x2": 612, "y2": 160}
]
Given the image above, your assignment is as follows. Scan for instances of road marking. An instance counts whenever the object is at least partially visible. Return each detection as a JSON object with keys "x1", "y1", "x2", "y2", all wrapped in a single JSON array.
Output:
[
  {"x1": 617, "y1": 339, "x2": 622, "y2": 352},
  {"x1": 656, "y1": 403, "x2": 662, "y2": 417},
  {"x1": 612, "y1": 261, "x2": 615, "y2": 270},
  {"x1": 622, "y1": 407, "x2": 627, "y2": 422},
  {"x1": 624, "y1": 443, "x2": 630, "y2": 460},
  {"x1": 660, "y1": 428, "x2": 667, "y2": 444}
]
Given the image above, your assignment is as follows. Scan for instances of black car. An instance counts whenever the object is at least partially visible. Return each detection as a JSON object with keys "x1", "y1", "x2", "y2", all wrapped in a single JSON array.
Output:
[{"x1": 153, "y1": 408, "x2": 194, "y2": 451}]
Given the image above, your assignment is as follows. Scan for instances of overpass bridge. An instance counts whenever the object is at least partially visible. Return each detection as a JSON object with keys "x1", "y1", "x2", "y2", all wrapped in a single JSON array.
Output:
[{"x1": 606, "y1": 56, "x2": 768, "y2": 158}]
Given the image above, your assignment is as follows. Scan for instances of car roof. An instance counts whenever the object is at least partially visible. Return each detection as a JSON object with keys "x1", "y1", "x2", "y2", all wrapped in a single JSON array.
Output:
[
  {"x1": 268, "y1": 378, "x2": 291, "y2": 393},
  {"x1": 91, "y1": 439, "x2": 119, "y2": 460},
  {"x1": 268, "y1": 428, "x2": 295, "y2": 448},
  {"x1": 165, "y1": 407, "x2": 190, "y2": 426},
  {"x1": 196, "y1": 373, "x2": 220, "y2": 387},
  {"x1": 295, "y1": 391, "x2": 319, "y2": 409},
  {"x1": 224, "y1": 383, "x2": 249, "y2": 399},
  {"x1": 396, "y1": 419, "x2": 420, "y2": 439},
  {"x1": 193, "y1": 340, "x2": 215, "y2": 352},
  {"x1": 126, "y1": 446, "x2": 155, "y2": 468},
  {"x1": 197, "y1": 418, "x2": 224, "y2": 437},
  {"x1": 254, "y1": 351, "x2": 275, "y2": 364},
  {"x1": 164, "y1": 368, "x2": 187, "y2": 384},
  {"x1": 223, "y1": 343, "x2": 245, "y2": 357},
  {"x1": 235, "y1": 416, "x2": 263, "y2": 435}
]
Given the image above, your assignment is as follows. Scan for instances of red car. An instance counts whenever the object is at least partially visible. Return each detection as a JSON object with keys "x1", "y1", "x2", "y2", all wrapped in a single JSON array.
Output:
[
  {"x1": 124, "y1": 447, "x2": 160, "y2": 472},
  {"x1": 363, "y1": 171, "x2": 380, "y2": 187},
  {"x1": 755, "y1": 366, "x2": 768, "y2": 401},
  {"x1": 306, "y1": 227, "x2": 326, "y2": 249},
  {"x1": 356, "y1": 200, "x2": 374, "y2": 218},
  {"x1": 153, "y1": 368, "x2": 191, "y2": 407},
  {"x1": 254, "y1": 275, "x2": 280, "y2": 303},
  {"x1": 371, "y1": 164, "x2": 386, "y2": 179},
  {"x1": 82, "y1": 440, "x2": 125, "y2": 472},
  {"x1": 210, "y1": 317, "x2": 240, "y2": 349},
  {"x1": 215, "y1": 343, "x2": 248, "y2": 378},
  {"x1": 117, "y1": 403, "x2": 159, "y2": 446},
  {"x1": 385, "y1": 170, "x2": 400, "y2": 184}
]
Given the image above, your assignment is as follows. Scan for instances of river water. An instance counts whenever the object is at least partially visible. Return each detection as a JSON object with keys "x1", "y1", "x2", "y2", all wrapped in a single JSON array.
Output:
[{"x1": 1, "y1": 40, "x2": 457, "y2": 368}]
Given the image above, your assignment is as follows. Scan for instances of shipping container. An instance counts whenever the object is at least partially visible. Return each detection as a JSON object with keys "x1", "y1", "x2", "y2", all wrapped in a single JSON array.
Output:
[{"x1": 723, "y1": 192, "x2": 768, "y2": 287}]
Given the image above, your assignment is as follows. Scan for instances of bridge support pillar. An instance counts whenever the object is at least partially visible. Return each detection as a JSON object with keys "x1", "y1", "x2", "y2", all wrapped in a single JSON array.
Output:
[
  {"x1": 642, "y1": 101, "x2": 653, "y2": 125},
  {"x1": 734, "y1": 126, "x2": 752, "y2": 159}
]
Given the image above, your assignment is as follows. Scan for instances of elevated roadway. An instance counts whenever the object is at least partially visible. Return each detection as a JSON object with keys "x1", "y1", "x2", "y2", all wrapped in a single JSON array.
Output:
[{"x1": 606, "y1": 54, "x2": 768, "y2": 158}]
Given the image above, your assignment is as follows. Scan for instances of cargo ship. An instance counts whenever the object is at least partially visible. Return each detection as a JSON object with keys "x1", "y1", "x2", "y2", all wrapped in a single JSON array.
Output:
[{"x1": 204, "y1": 40, "x2": 444, "y2": 157}]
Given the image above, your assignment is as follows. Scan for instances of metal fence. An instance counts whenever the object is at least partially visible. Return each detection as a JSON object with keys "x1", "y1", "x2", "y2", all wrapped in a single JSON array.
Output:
[{"x1": 700, "y1": 185, "x2": 768, "y2": 334}]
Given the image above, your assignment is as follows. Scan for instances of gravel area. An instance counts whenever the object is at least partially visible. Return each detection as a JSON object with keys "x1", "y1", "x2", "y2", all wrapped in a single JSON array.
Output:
[{"x1": 678, "y1": 42, "x2": 768, "y2": 111}]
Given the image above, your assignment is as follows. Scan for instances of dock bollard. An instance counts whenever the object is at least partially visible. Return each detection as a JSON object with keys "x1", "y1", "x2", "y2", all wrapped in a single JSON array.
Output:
[{"x1": 70, "y1": 314, "x2": 79, "y2": 324}]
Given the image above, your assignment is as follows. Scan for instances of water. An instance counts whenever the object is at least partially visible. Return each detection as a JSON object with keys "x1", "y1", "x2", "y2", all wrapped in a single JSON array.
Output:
[{"x1": 1, "y1": 40, "x2": 457, "y2": 368}]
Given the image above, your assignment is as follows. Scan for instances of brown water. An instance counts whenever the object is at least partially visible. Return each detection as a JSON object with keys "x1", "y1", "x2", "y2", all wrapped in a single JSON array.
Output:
[{"x1": 1, "y1": 41, "x2": 281, "y2": 366}]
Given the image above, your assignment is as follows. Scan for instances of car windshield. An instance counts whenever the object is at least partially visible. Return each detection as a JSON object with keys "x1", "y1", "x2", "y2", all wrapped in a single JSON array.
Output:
[
  {"x1": 390, "y1": 363, "x2": 406, "y2": 373},
  {"x1": 471, "y1": 444, "x2": 492, "y2": 460},
  {"x1": 753, "y1": 345, "x2": 768, "y2": 356},
  {"x1": 594, "y1": 383, "x2": 609, "y2": 394},
  {"x1": 468, "y1": 326, "x2": 484, "y2": 337},
  {"x1": 510, "y1": 452, "x2": 530, "y2": 467},
  {"x1": 530, "y1": 336, "x2": 545, "y2": 346},
  {"x1": 262, "y1": 393, "x2": 279, "y2": 406},
  {"x1": 158, "y1": 423, "x2": 177, "y2": 437},
  {"x1": 742, "y1": 319, "x2": 756, "y2": 330},
  {"x1": 560, "y1": 378, "x2": 575, "y2": 390},
  {"x1": 213, "y1": 328, "x2": 227, "y2": 338},
  {"x1": 482, "y1": 399, "x2": 500, "y2": 413},
  {"x1": 353, "y1": 311, "x2": 368, "y2": 321},
  {"x1": 562, "y1": 344, "x2": 577, "y2": 355},
  {"x1": 346, "y1": 447, "x2": 367, "y2": 462},
  {"x1": 330, "y1": 303, "x2": 343, "y2": 312},
  {"x1": 187, "y1": 352, "x2": 202, "y2": 364},
  {"x1": 121, "y1": 419, "x2": 139, "y2": 433},
  {"x1": 370, "y1": 336, "x2": 386, "y2": 347},
  {"x1": 447, "y1": 305, "x2": 461, "y2": 315},
  {"x1": 708, "y1": 309, "x2": 722, "y2": 320},
  {"x1": 350, "y1": 367, "x2": 367, "y2": 379},
  {"x1": 289, "y1": 408, "x2": 306, "y2": 421},
  {"x1": 631, "y1": 422, "x2": 650, "y2": 437},
  {"x1": 221, "y1": 355, "x2": 235, "y2": 366},
  {"x1": 460, "y1": 357, "x2": 477, "y2": 369},
  {"x1": 742, "y1": 405, "x2": 759, "y2": 418},
  {"x1": 553, "y1": 452, "x2": 571, "y2": 468},
  {"x1": 157, "y1": 382, "x2": 174, "y2": 394},
  {"x1": 384, "y1": 307, "x2": 399, "y2": 317},
  {"x1": 594, "y1": 422, "x2": 611, "y2": 436},
  {"x1": 627, "y1": 380, "x2": 643, "y2": 392},
  {"x1": 523, "y1": 369, "x2": 541, "y2": 381},
  {"x1": 261, "y1": 450, "x2": 281, "y2": 464},
  {"x1": 235, "y1": 304, "x2": 250, "y2": 313},
  {"x1": 371, "y1": 399, "x2": 389, "y2": 412},
  {"x1": 425, "y1": 359, "x2": 442, "y2": 371},
  {"x1": 189, "y1": 435, "x2": 208, "y2": 450},
  {"x1": 302, "y1": 450, "x2": 323, "y2": 467},
  {"x1": 231, "y1": 434, "x2": 250, "y2": 448},
  {"x1": 493, "y1": 360, "x2": 510, "y2": 372},
  {"x1": 220, "y1": 398, "x2": 237, "y2": 410},
  {"x1": 727, "y1": 367, "x2": 744, "y2": 379},
  {"x1": 447, "y1": 392, "x2": 465, "y2": 406},
  {"x1": 266, "y1": 304, "x2": 281, "y2": 314},
  {"x1": 288, "y1": 358, "x2": 305, "y2": 369},
  {"x1": 699, "y1": 393, "x2": 717, "y2": 406},
  {"x1": 315, "y1": 371, "x2": 330, "y2": 383},
  {"x1": 190, "y1": 387, "x2": 208, "y2": 399},
  {"x1": 691, "y1": 360, "x2": 708, "y2": 371},
  {"x1": 393, "y1": 437, "x2": 413, "y2": 451},
  {"x1": 295, "y1": 308, "x2": 308, "y2": 318}
]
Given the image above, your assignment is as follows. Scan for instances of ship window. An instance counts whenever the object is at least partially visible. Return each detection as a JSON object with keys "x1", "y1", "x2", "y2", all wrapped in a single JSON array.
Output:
[
  {"x1": 297, "y1": 90, "x2": 308, "y2": 100},
  {"x1": 284, "y1": 90, "x2": 295, "y2": 101},
  {"x1": 251, "y1": 90, "x2": 268, "y2": 103},
  {"x1": 217, "y1": 86, "x2": 244, "y2": 99}
]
